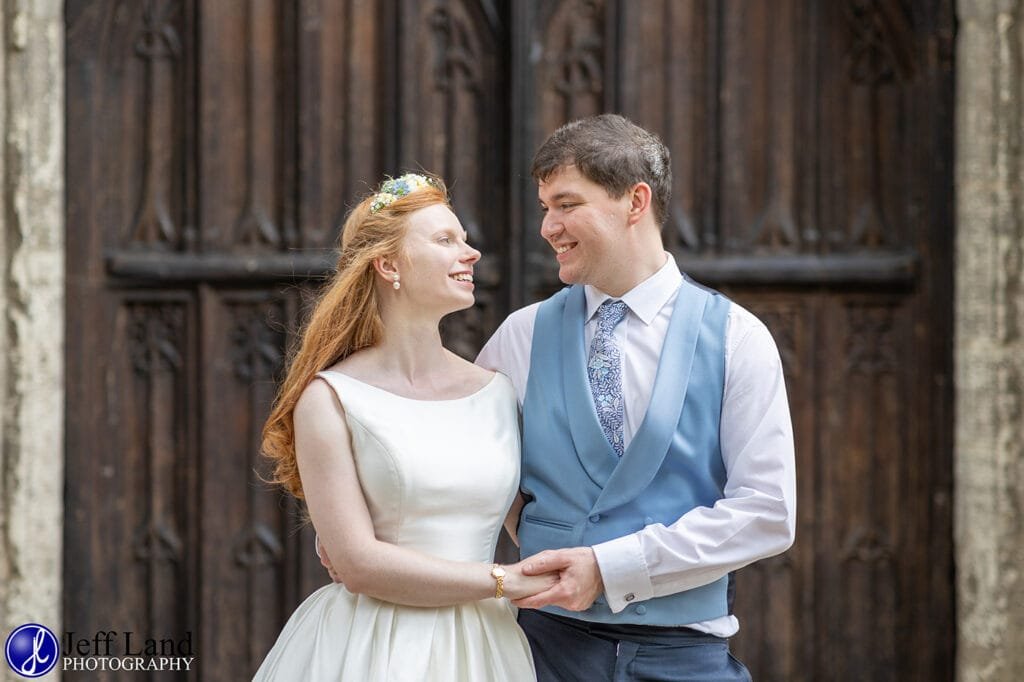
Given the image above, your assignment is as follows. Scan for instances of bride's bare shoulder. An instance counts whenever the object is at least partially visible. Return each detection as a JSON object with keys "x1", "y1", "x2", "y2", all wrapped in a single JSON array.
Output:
[{"x1": 295, "y1": 375, "x2": 343, "y2": 421}]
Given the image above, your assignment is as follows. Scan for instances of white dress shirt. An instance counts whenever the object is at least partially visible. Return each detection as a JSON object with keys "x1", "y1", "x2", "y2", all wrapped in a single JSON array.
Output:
[{"x1": 475, "y1": 254, "x2": 796, "y2": 637}]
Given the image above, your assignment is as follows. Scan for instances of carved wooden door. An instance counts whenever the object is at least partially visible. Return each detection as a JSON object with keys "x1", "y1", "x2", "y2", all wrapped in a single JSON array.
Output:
[{"x1": 65, "y1": 1, "x2": 954, "y2": 680}]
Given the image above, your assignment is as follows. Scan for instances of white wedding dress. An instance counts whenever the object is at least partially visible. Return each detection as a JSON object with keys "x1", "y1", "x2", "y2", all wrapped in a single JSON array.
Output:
[{"x1": 253, "y1": 370, "x2": 536, "y2": 682}]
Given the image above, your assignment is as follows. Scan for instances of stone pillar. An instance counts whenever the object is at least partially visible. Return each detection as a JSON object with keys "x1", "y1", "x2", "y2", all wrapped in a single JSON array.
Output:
[
  {"x1": 0, "y1": 1, "x2": 65, "y2": 679},
  {"x1": 956, "y1": 1, "x2": 1024, "y2": 680}
]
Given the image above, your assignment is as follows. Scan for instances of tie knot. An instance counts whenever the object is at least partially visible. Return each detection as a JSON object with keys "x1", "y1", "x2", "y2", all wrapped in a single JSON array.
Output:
[{"x1": 597, "y1": 300, "x2": 628, "y2": 328}]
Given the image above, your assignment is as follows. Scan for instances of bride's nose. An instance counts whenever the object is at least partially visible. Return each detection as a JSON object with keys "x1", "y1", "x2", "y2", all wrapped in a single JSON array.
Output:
[{"x1": 462, "y1": 244, "x2": 481, "y2": 264}]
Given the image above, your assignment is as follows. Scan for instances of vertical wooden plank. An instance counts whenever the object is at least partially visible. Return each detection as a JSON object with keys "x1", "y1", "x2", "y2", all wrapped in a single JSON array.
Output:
[
  {"x1": 912, "y1": 1, "x2": 956, "y2": 676},
  {"x1": 717, "y1": 0, "x2": 812, "y2": 255},
  {"x1": 122, "y1": 298, "x2": 195, "y2": 656},
  {"x1": 617, "y1": 1, "x2": 719, "y2": 253},
  {"x1": 199, "y1": 287, "x2": 299, "y2": 678},
  {"x1": 296, "y1": 0, "x2": 385, "y2": 250},
  {"x1": 198, "y1": 0, "x2": 289, "y2": 252},
  {"x1": 197, "y1": 1, "x2": 246, "y2": 250},
  {"x1": 514, "y1": 0, "x2": 615, "y2": 302},
  {"x1": 397, "y1": 0, "x2": 511, "y2": 357},
  {"x1": 817, "y1": 1, "x2": 915, "y2": 253},
  {"x1": 724, "y1": 291, "x2": 817, "y2": 682}
]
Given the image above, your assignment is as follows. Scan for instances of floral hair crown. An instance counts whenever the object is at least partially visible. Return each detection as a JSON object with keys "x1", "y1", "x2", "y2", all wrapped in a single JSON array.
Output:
[{"x1": 369, "y1": 173, "x2": 438, "y2": 213}]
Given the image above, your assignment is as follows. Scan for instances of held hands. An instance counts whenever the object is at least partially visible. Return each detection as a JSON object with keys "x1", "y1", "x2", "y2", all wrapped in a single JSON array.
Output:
[
  {"x1": 317, "y1": 535, "x2": 561, "y2": 599},
  {"x1": 511, "y1": 547, "x2": 604, "y2": 612},
  {"x1": 499, "y1": 560, "x2": 560, "y2": 601}
]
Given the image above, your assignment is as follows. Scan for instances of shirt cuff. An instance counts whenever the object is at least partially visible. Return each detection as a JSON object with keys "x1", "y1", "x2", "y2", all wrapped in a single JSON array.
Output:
[{"x1": 592, "y1": 533, "x2": 653, "y2": 613}]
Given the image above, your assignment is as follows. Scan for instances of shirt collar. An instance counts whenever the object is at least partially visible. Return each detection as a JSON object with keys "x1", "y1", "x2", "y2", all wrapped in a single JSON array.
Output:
[{"x1": 584, "y1": 253, "x2": 682, "y2": 326}]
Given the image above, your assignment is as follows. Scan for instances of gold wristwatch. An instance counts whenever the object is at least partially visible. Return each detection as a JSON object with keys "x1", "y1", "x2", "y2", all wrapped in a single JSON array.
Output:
[{"x1": 490, "y1": 564, "x2": 506, "y2": 599}]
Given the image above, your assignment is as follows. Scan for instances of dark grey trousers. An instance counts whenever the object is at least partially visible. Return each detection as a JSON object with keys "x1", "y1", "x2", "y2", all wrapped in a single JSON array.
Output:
[{"x1": 518, "y1": 609, "x2": 753, "y2": 682}]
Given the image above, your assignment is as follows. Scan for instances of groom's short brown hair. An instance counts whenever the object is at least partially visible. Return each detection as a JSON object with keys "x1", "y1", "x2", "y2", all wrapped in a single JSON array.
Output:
[{"x1": 531, "y1": 114, "x2": 672, "y2": 226}]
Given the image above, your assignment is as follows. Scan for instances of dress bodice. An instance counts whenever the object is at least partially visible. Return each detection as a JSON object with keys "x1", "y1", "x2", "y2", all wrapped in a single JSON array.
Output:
[
  {"x1": 316, "y1": 370, "x2": 521, "y2": 564},
  {"x1": 255, "y1": 370, "x2": 535, "y2": 681}
]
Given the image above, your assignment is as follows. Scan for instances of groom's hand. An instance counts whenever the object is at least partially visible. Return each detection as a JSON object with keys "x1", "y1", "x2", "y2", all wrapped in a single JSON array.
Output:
[
  {"x1": 512, "y1": 547, "x2": 603, "y2": 611},
  {"x1": 317, "y1": 536, "x2": 343, "y2": 583}
]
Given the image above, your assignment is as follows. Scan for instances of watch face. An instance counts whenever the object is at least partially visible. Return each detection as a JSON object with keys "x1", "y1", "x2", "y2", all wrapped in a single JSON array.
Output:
[{"x1": 492, "y1": 566, "x2": 506, "y2": 578}]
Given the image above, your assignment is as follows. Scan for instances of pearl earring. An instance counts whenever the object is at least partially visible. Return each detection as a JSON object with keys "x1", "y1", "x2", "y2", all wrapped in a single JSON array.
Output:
[{"x1": 392, "y1": 274, "x2": 401, "y2": 290}]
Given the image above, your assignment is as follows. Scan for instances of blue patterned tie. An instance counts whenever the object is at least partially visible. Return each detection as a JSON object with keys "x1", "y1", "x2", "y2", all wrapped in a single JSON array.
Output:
[{"x1": 588, "y1": 300, "x2": 629, "y2": 456}]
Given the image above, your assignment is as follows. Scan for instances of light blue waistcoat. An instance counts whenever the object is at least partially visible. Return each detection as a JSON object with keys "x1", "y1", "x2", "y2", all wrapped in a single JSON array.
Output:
[{"x1": 519, "y1": 279, "x2": 731, "y2": 626}]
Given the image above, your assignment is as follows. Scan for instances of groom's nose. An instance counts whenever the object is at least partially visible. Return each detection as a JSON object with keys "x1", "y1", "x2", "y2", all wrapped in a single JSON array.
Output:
[{"x1": 540, "y1": 212, "x2": 561, "y2": 240}]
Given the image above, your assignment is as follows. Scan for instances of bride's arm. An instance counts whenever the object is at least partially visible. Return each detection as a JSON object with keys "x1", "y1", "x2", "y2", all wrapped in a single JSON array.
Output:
[{"x1": 296, "y1": 379, "x2": 555, "y2": 607}]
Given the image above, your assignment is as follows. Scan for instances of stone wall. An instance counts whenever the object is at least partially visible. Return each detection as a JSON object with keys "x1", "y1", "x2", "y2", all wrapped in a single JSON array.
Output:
[
  {"x1": 956, "y1": 1, "x2": 1024, "y2": 680},
  {"x1": 0, "y1": 2, "x2": 65, "y2": 680}
]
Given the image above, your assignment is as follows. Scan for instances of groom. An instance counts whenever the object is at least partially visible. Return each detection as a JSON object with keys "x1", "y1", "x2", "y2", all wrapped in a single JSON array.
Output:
[{"x1": 473, "y1": 114, "x2": 796, "y2": 681}]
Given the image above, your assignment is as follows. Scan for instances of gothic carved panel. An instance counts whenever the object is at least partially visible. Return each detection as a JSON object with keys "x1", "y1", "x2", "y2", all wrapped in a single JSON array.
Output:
[
  {"x1": 539, "y1": 0, "x2": 606, "y2": 128},
  {"x1": 66, "y1": 0, "x2": 192, "y2": 252},
  {"x1": 619, "y1": 0, "x2": 715, "y2": 253},
  {"x1": 724, "y1": 292, "x2": 815, "y2": 680},
  {"x1": 519, "y1": 0, "x2": 612, "y2": 301},
  {"x1": 820, "y1": 0, "x2": 916, "y2": 253},
  {"x1": 198, "y1": 1, "x2": 289, "y2": 251},
  {"x1": 401, "y1": 0, "x2": 496, "y2": 236},
  {"x1": 119, "y1": 299, "x2": 195, "y2": 646},
  {"x1": 129, "y1": 0, "x2": 187, "y2": 249},
  {"x1": 233, "y1": 523, "x2": 286, "y2": 568},
  {"x1": 400, "y1": 0, "x2": 509, "y2": 353},
  {"x1": 133, "y1": 519, "x2": 185, "y2": 563},
  {"x1": 718, "y1": 1, "x2": 814, "y2": 255},
  {"x1": 814, "y1": 296, "x2": 909, "y2": 680},
  {"x1": 846, "y1": 303, "x2": 900, "y2": 375},
  {"x1": 296, "y1": 0, "x2": 384, "y2": 250},
  {"x1": 198, "y1": 290, "x2": 298, "y2": 675},
  {"x1": 752, "y1": 305, "x2": 803, "y2": 378}
]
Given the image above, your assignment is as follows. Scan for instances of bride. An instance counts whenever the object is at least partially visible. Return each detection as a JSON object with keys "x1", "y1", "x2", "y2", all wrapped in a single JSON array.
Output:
[{"x1": 254, "y1": 174, "x2": 550, "y2": 681}]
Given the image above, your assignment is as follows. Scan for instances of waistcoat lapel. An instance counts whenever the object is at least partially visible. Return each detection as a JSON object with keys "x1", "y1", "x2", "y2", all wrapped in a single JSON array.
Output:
[
  {"x1": 561, "y1": 286, "x2": 620, "y2": 487},
  {"x1": 591, "y1": 282, "x2": 710, "y2": 514}
]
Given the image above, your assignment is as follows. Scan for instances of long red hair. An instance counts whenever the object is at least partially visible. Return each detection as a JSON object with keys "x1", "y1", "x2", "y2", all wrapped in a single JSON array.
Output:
[{"x1": 262, "y1": 178, "x2": 451, "y2": 498}]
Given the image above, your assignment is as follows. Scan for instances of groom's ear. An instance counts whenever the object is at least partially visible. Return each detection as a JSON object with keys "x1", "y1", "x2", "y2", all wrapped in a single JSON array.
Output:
[{"x1": 625, "y1": 182, "x2": 653, "y2": 227}]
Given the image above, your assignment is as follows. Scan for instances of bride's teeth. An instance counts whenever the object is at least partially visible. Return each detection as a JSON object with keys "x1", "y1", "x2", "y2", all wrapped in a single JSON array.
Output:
[{"x1": 450, "y1": 273, "x2": 473, "y2": 282}]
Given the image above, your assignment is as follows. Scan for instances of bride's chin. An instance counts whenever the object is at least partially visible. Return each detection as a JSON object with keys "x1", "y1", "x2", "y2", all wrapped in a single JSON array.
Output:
[
  {"x1": 440, "y1": 303, "x2": 474, "y2": 319},
  {"x1": 445, "y1": 295, "x2": 477, "y2": 312}
]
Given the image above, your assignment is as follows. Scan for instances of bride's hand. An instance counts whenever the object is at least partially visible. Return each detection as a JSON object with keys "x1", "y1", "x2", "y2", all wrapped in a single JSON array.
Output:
[{"x1": 499, "y1": 561, "x2": 559, "y2": 600}]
